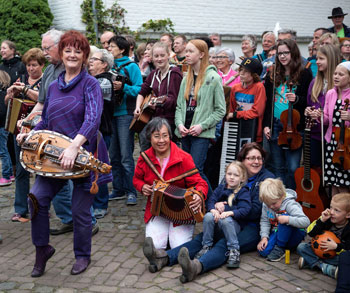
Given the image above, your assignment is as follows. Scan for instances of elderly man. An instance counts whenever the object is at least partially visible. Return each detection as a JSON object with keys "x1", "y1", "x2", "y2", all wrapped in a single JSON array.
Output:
[
  {"x1": 254, "y1": 31, "x2": 276, "y2": 62},
  {"x1": 277, "y1": 29, "x2": 297, "y2": 41},
  {"x1": 88, "y1": 49, "x2": 114, "y2": 218},
  {"x1": 328, "y1": 7, "x2": 350, "y2": 38},
  {"x1": 100, "y1": 31, "x2": 116, "y2": 50},
  {"x1": 209, "y1": 33, "x2": 222, "y2": 47}
]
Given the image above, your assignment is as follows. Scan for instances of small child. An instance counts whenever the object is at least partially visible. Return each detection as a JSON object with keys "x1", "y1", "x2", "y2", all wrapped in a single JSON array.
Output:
[
  {"x1": 257, "y1": 178, "x2": 310, "y2": 262},
  {"x1": 297, "y1": 193, "x2": 350, "y2": 279},
  {"x1": 195, "y1": 161, "x2": 251, "y2": 268},
  {"x1": 226, "y1": 57, "x2": 266, "y2": 143}
]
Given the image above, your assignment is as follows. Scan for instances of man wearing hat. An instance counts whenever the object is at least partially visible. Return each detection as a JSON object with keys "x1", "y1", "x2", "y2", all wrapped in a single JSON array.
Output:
[{"x1": 328, "y1": 7, "x2": 350, "y2": 38}]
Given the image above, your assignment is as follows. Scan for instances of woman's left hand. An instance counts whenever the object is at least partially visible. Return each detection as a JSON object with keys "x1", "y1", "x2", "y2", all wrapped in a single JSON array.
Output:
[
  {"x1": 189, "y1": 124, "x2": 202, "y2": 136},
  {"x1": 189, "y1": 193, "x2": 202, "y2": 213},
  {"x1": 220, "y1": 211, "x2": 233, "y2": 219},
  {"x1": 340, "y1": 110, "x2": 350, "y2": 121},
  {"x1": 59, "y1": 144, "x2": 79, "y2": 170},
  {"x1": 285, "y1": 92, "x2": 296, "y2": 103}
]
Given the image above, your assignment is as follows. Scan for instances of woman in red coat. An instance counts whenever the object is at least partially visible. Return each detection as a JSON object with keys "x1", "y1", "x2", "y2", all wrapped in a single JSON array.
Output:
[{"x1": 133, "y1": 117, "x2": 208, "y2": 249}]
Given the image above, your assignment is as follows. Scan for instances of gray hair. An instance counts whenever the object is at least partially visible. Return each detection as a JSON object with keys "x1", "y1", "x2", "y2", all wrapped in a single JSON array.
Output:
[
  {"x1": 209, "y1": 46, "x2": 218, "y2": 55},
  {"x1": 242, "y1": 34, "x2": 257, "y2": 50},
  {"x1": 95, "y1": 48, "x2": 114, "y2": 71},
  {"x1": 216, "y1": 47, "x2": 235, "y2": 63},
  {"x1": 278, "y1": 29, "x2": 297, "y2": 41},
  {"x1": 263, "y1": 31, "x2": 276, "y2": 42},
  {"x1": 42, "y1": 29, "x2": 63, "y2": 44},
  {"x1": 145, "y1": 117, "x2": 172, "y2": 141}
]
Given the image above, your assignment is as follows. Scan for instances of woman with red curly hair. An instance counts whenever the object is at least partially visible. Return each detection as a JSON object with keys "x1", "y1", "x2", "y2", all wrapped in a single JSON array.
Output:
[{"x1": 17, "y1": 30, "x2": 112, "y2": 277}]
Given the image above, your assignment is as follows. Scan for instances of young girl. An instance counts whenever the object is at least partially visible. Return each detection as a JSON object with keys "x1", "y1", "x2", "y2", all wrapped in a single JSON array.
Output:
[
  {"x1": 175, "y1": 39, "x2": 226, "y2": 195},
  {"x1": 196, "y1": 161, "x2": 251, "y2": 268},
  {"x1": 263, "y1": 39, "x2": 313, "y2": 189},
  {"x1": 134, "y1": 42, "x2": 183, "y2": 151},
  {"x1": 323, "y1": 61, "x2": 350, "y2": 196},
  {"x1": 0, "y1": 70, "x2": 12, "y2": 186},
  {"x1": 305, "y1": 44, "x2": 342, "y2": 168},
  {"x1": 227, "y1": 57, "x2": 266, "y2": 142}
]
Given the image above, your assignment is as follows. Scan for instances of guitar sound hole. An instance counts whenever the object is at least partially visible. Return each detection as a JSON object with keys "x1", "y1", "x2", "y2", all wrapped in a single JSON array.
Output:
[{"x1": 302, "y1": 179, "x2": 313, "y2": 192}]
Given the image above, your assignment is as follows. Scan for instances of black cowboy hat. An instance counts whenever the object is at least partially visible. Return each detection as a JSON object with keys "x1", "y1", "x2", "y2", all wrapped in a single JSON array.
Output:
[{"x1": 328, "y1": 7, "x2": 348, "y2": 19}]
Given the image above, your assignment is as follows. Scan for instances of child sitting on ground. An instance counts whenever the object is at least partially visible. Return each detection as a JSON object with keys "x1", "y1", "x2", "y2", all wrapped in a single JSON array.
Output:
[
  {"x1": 257, "y1": 178, "x2": 310, "y2": 262},
  {"x1": 297, "y1": 193, "x2": 350, "y2": 279},
  {"x1": 195, "y1": 161, "x2": 251, "y2": 268}
]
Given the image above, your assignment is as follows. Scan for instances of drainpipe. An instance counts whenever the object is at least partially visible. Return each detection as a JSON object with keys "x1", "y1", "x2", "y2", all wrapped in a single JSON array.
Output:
[{"x1": 92, "y1": 0, "x2": 99, "y2": 44}]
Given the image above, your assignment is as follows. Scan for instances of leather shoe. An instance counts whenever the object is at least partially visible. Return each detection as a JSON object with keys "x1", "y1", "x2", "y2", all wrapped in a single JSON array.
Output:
[
  {"x1": 31, "y1": 245, "x2": 55, "y2": 277},
  {"x1": 50, "y1": 222, "x2": 73, "y2": 235},
  {"x1": 71, "y1": 258, "x2": 91, "y2": 275}
]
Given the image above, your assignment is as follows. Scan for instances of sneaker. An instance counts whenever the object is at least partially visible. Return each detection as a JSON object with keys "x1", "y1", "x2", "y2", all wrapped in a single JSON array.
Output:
[
  {"x1": 10, "y1": 175, "x2": 15, "y2": 182},
  {"x1": 94, "y1": 208, "x2": 108, "y2": 219},
  {"x1": 126, "y1": 194, "x2": 137, "y2": 205},
  {"x1": 194, "y1": 245, "x2": 211, "y2": 259},
  {"x1": 267, "y1": 245, "x2": 285, "y2": 262},
  {"x1": 108, "y1": 192, "x2": 126, "y2": 201},
  {"x1": 0, "y1": 178, "x2": 12, "y2": 186},
  {"x1": 50, "y1": 222, "x2": 74, "y2": 235},
  {"x1": 298, "y1": 257, "x2": 306, "y2": 269},
  {"x1": 92, "y1": 222, "x2": 99, "y2": 236},
  {"x1": 321, "y1": 263, "x2": 337, "y2": 279},
  {"x1": 226, "y1": 249, "x2": 240, "y2": 268}
]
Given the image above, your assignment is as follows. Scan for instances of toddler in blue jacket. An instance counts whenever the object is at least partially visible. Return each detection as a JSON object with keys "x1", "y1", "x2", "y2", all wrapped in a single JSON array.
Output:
[{"x1": 195, "y1": 161, "x2": 252, "y2": 268}]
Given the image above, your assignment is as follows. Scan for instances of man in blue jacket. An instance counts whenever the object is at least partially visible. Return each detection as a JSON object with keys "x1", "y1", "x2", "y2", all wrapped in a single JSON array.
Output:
[{"x1": 328, "y1": 7, "x2": 350, "y2": 38}]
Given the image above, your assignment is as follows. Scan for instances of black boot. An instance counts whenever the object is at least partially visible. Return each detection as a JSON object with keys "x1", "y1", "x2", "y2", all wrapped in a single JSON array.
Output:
[
  {"x1": 143, "y1": 237, "x2": 169, "y2": 273},
  {"x1": 178, "y1": 247, "x2": 202, "y2": 283},
  {"x1": 31, "y1": 245, "x2": 55, "y2": 277}
]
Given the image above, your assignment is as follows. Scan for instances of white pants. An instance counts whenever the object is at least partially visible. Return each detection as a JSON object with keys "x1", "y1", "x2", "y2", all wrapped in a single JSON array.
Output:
[{"x1": 145, "y1": 216, "x2": 195, "y2": 249}]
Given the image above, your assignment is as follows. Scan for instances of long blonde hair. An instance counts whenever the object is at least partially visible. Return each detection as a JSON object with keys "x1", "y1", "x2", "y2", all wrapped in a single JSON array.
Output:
[
  {"x1": 226, "y1": 161, "x2": 248, "y2": 206},
  {"x1": 311, "y1": 44, "x2": 341, "y2": 103},
  {"x1": 184, "y1": 39, "x2": 209, "y2": 101}
]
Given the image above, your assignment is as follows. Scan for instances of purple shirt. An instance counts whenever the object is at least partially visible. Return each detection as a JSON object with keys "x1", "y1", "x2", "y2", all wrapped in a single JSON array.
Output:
[
  {"x1": 307, "y1": 79, "x2": 326, "y2": 141},
  {"x1": 35, "y1": 69, "x2": 112, "y2": 187}
]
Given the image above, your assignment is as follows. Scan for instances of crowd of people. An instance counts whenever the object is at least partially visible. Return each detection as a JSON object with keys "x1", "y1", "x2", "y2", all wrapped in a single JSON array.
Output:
[{"x1": 0, "y1": 5, "x2": 349, "y2": 292}]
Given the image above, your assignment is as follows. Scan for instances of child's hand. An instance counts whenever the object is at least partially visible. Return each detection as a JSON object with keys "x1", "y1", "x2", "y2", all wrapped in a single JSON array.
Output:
[
  {"x1": 257, "y1": 237, "x2": 268, "y2": 251},
  {"x1": 277, "y1": 215, "x2": 289, "y2": 224},
  {"x1": 210, "y1": 209, "x2": 221, "y2": 223},
  {"x1": 220, "y1": 211, "x2": 233, "y2": 219},
  {"x1": 320, "y1": 237, "x2": 338, "y2": 251},
  {"x1": 214, "y1": 201, "x2": 227, "y2": 213},
  {"x1": 321, "y1": 208, "x2": 331, "y2": 222}
]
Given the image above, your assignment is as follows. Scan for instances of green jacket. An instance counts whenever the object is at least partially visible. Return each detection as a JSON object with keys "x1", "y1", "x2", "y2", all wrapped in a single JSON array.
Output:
[{"x1": 175, "y1": 65, "x2": 226, "y2": 139}]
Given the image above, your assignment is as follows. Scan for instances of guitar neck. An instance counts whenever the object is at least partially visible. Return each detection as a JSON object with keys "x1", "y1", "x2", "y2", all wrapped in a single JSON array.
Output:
[{"x1": 303, "y1": 128, "x2": 311, "y2": 180}]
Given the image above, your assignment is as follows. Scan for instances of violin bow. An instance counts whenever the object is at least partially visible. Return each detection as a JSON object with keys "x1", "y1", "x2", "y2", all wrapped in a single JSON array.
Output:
[{"x1": 320, "y1": 106, "x2": 325, "y2": 187}]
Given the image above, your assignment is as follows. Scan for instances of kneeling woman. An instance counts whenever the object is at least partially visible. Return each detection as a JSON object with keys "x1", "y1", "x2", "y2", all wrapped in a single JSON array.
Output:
[
  {"x1": 133, "y1": 117, "x2": 208, "y2": 249},
  {"x1": 17, "y1": 31, "x2": 111, "y2": 277}
]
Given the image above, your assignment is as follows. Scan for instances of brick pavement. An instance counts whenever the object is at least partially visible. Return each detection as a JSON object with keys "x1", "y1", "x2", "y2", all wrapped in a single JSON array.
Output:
[{"x1": 0, "y1": 161, "x2": 337, "y2": 292}]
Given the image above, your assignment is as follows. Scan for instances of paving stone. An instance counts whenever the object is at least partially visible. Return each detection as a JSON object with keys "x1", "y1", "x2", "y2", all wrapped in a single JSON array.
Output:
[
  {"x1": 0, "y1": 282, "x2": 16, "y2": 290},
  {"x1": 217, "y1": 283, "x2": 239, "y2": 292}
]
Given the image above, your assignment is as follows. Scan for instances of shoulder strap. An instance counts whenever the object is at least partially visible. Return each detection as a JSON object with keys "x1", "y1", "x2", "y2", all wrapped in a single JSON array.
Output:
[{"x1": 140, "y1": 151, "x2": 199, "y2": 183}]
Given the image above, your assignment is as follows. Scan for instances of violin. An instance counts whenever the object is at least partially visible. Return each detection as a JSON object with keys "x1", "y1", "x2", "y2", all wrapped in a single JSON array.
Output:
[
  {"x1": 332, "y1": 99, "x2": 350, "y2": 170},
  {"x1": 278, "y1": 82, "x2": 302, "y2": 150}
]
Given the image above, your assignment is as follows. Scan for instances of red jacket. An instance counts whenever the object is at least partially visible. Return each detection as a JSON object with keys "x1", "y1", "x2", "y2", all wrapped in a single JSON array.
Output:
[{"x1": 133, "y1": 141, "x2": 208, "y2": 223}]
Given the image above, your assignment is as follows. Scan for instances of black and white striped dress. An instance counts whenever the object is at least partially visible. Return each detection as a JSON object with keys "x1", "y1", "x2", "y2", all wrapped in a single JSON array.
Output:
[{"x1": 324, "y1": 99, "x2": 350, "y2": 187}]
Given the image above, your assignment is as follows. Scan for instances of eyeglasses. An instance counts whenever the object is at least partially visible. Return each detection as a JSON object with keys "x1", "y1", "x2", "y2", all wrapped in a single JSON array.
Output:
[
  {"x1": 42, "y1": 44, "x2": 55, "y2": 52},
  {"x1": 342, "y1": 44, "x2": 350, "y2": 48},
  {"x1": 215, "y1": 56, "x2": 229, "y2": 59},
  {"x1": 245, "y1": 156, "x2": 263, "y2": 162},
  {"x1": 277, "y1": 51, "x2": 291, "y2": 57},
  {"x1": 152, "y1": 134, "x2": 170, "y2": 141},
  {"x1": 89, "y1": 57, "x2": 103, "y2": 62}
]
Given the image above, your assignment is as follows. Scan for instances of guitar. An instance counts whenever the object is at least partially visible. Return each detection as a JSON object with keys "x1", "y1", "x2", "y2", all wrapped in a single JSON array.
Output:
[
  {"x1": 129, "y1": 94, "x2": 167, "y2": 132},
  {"x1": 294, "y1": 117, "x2": 326, "y2": 222}
]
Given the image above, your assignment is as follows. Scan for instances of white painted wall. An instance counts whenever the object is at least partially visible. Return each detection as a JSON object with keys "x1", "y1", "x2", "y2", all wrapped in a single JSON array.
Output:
[{"x1": 48, "y1": 0, "x2": 350, "y2": 57}]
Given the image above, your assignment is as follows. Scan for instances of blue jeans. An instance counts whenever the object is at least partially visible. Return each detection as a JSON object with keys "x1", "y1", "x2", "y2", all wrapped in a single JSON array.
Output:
[
  {"x1": 181, "y1": 136, "x2": 212, "y2": 196},
  {"x1": 297, "y1": 242, "x2": 339, "y2": 269},
  {"x1": 109, "y1": 115, "x2": 136, "y2": 196},
  {"x1": 0, "y1": 127, "x2": 13, "y2": 179},
  {"x1": 202, "y1": 213, "x2": 241, "y2": 250},
  {"x1": 166, "y1": 222, "x2": 260, "y2": 273},
  {"x1": 268, "y1": 119, "x2": 302, "y2": 189},
  {"x1": 52, "y1": 180, "x2": 73, "y2": 224},
  {"x1": 336, "y1": 250, "x2": 350, "y2": 292},
  {"x1": 13, "y1": 138, "x2": 30, "y2": 215},
  {"x1": 259, "y1": 224, "x2": 306, "y2": 257}
]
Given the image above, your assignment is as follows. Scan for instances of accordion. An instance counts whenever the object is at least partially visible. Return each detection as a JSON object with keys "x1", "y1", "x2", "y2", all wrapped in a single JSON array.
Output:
[
  {"x1": 5, "y1": 98, "x2": 35, "y2": 134},
  {"x1": 151, "y1": 180, "x2": 205, "y2": 225}
]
